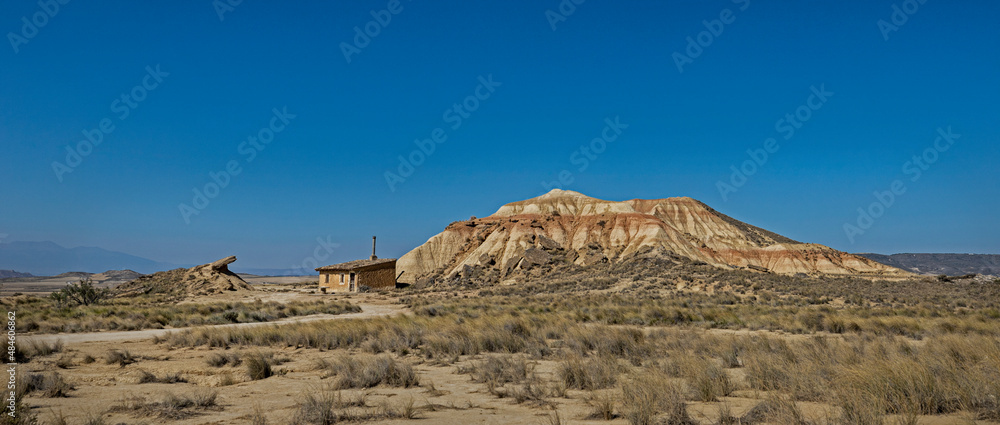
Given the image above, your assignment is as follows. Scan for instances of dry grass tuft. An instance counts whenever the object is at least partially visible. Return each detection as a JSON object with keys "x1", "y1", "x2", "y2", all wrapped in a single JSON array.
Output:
[
  {"x1": 620, "y1": 369, "x2": 693, "y2": 425},
  {"x1": 558, "y1": 355, "x2": 620, "y2": 390},
  {"x1": 18, "y1": 371, "x2": 73, "y2": 398},
  {"x1": 315, "y1": 353, "x2": 418, "y2": 389},
  {"x1": 289, "y1": 386, "x2": 421, "y2": 425},
  {"x1": 206, "y1": 351, "x2": 242, "y2": 367},
  {"x1": 15, "y1": 339, "x2": 63, "y2": 362},
  {"x1": 110, "y1": 389, "x2": 219, "y2": 419},
  {"x1": 244, "y1": 351, "x2": 273, "y2": 381},
  {"x1": 461, "y1": 354, "x2": 530, "y2": 388},
  {"x1": 104, "y1": 349, "x2": 137, "y2": 367},
  {"x1": 676, "y1": 357, "x2": 734, "y2": 402},
  {"x1": 135, "y1": 369, "x2": 186, "y2": 384},
  {"x1": 585, "y1": 391, "x2": 618, "y2": 420},
  {"x1": 738, "y1": 397, "x2": 811, "y2": 425}
]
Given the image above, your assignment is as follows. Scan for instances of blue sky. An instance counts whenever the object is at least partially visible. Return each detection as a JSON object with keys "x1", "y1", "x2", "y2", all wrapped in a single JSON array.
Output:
[{"x1": 2, "y1": 0, "x2": 998, "y2": 271}]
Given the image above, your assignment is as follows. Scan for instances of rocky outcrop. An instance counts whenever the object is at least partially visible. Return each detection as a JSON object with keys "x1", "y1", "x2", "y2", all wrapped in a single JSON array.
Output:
[
  {"x1": 116, "y1": 256, "x2": 253, "y2": 297},
  {"x1": 398, "y1": 189, "x2": 911, "y2": 282}
]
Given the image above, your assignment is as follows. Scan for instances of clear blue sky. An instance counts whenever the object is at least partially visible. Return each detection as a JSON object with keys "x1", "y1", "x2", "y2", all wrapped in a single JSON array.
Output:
[{"x1": 2, "y1": 0, "x2": 998, "y2": 271}]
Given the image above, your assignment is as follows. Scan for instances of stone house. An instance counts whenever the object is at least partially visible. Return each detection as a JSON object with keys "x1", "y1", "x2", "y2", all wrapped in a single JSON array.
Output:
[{"x1": 315, "y1": 237, "x2": 397, "y2": 293}]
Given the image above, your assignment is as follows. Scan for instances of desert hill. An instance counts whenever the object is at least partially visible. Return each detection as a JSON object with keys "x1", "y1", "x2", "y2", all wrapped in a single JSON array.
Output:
[
  {"x1": 116, "y1": 256, "x2": 253, "y2": 297},
  {"x1": 398, "y1": 189, "x2": 910, "y2": 283},
  {"x1": 91, "y1": 269, "x2": 144, "y2": 282}
]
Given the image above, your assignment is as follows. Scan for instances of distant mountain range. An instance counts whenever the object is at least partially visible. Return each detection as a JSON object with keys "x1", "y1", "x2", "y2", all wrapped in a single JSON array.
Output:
[
  {"x1": 0, "y1": 241, "x2": 184, "y2": 275},
  {"x1": 0, "y1": 241, "x2": 308, "y2": 276},
  {"x1": 856, "y1": 253, "x2": 1000, "y2": 276},
  {"x1": 0, "y1": 270, "x2": 33, "y2": 278}
]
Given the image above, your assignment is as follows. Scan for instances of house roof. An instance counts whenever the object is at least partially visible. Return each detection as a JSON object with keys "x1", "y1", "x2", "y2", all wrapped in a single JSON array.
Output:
[{"x1": 315, "y1": 258, "x2": 396, "y2": 272}]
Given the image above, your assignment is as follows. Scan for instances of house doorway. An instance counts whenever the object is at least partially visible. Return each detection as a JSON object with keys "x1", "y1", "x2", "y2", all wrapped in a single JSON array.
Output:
[{"x1": 349, "y1": 272, "x2": 356, "y2": 291}]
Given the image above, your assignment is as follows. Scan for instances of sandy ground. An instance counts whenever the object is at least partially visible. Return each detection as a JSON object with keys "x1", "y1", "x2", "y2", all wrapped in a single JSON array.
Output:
[
  {"x1": 14, "y1": 290, "x2": 997, "y2": 425},
  {"x1": 21, "y1": 329, "x2": 988, "y2": 425}
]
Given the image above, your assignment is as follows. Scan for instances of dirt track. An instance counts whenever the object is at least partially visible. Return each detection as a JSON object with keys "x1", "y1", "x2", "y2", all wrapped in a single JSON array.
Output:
[{"x1": 23, "y1": 302, "x2": 407, "y2": 344}]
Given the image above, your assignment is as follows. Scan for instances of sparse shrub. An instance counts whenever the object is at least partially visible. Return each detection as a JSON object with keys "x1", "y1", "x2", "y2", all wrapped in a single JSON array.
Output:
[
  {"x1": 206, "y1": 351, "x2": 241, "y2": 367},
  {"x1": 245, "y1": 351, "x2": 273, "y2": 380},
  {"x1": 191, "y1": 389, "x2": 219, "y2": 408},
  {"x1": 291, "y1": 390, "x2": 338, "y2": 425},
  {"x1": 206, "y1": 353, "x2": 228, "y2": 367},
  {"x1": 57, "y1": 279, "x2": 111, "y2": 306},
  {"x1": 39, "y1": 372, "x2": 73, "y2": 398},
  {"x1": 558, "y1": 355, "x2": 619, "y2": 390},
  {"x1": 620, "y1": 370, "x2": 692, "y2": 425},
  {"x1": 218, "y1": 372, "x2": 237, "y2": 386},
  {"x1": 678, "y1": 357, "x2": 733, "y2": 402},
  {"x1": 104, "y1": 349, "x2": 136, "y2": 367},
  {"x1": 743, "y1": 352, "x2": 791, "y2": 391},
  {"x1": 17, "y1": 372, "x2": 43, "y2": 399},
  {"x1": 55, "y1": 354, "x2": 74, "y2": 369},
  {"x1": 463, "y1": 354, "x2": 530, "y2": 388},
  {"x1": 16, "y1": 339, "x2": 63, "y2": 362},
  {"x1": 509, "y1": 372, "x2": 548, "y2": 405},
  {"x1": 397, "y1": 396, "x2": 418, "y2": 419},
  {"x1": 739, "y1": 398, "x2": 810, "y2": 425},
  {"x1": 586, "y1": 391, "x2": 617, "y2": 420},
  {"x1": 154, "y1": 392, "x2": 195, "y2": 419},
  {"x1": 16, "y1": 371, "x2": 72, "y2": 399},
  {"x1": 109, "y1": 390, "x2": 218, "y2": 419},
  {"x1": 290, "y1": 386, "x2": 371, "y2": 424},
  {"x1": 318, "y1": 354, "x2": 418, "y2": 389},
  {"x1": 136, "y1": 369, "x2": 186, "y2": 384}
]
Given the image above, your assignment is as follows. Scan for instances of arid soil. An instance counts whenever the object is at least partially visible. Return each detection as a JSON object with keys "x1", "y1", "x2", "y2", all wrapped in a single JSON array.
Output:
[{"x1": 15, "y1": 283, "x2": 1000, "y2": 425}]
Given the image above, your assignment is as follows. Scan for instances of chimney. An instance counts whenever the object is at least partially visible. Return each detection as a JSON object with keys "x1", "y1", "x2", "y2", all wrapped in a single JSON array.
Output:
[{"x1": 370, "y1": 236, "x2": 377, "y2": 260}]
